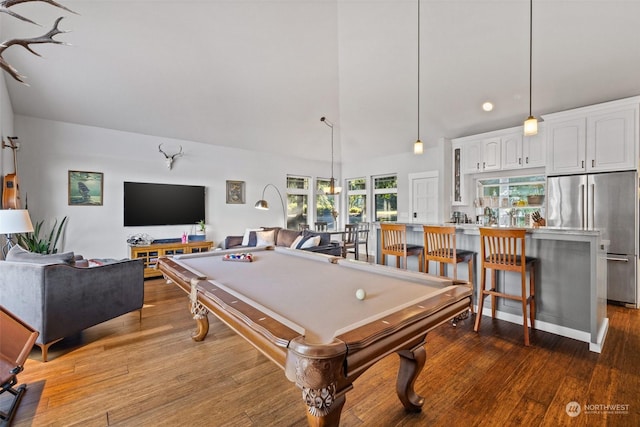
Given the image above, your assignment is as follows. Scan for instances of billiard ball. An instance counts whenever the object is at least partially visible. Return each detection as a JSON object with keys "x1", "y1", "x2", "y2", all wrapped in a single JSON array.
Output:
[{"x1": 355, "y1": 288, "x2": 366, "y2": 300}]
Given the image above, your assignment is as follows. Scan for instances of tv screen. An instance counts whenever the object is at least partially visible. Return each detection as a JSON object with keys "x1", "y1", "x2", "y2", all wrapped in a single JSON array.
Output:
[{"x1": 124, "y1": 182, "x2": 206, "y2": 226}]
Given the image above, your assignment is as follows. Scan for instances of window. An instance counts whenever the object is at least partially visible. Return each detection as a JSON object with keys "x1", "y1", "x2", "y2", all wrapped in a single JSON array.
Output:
[
  {"x1": 286, "y1": 176, "x2": 309, "y2": 230},
  {"x1": 346, "y1": 178, "x2": 367, "y2": 224},
  {"x1": 373, "y1": 175, "x2": 397, "y2": 222},
  {"x1": 477, "y1": 175, "x2": 545, "y2": 227},
  {"x1": 316, "y1": 178, "x2": 337, "y2": 230}
]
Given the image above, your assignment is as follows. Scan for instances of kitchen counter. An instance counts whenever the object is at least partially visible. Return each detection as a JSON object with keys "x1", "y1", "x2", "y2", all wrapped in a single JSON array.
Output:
[{"x1": 374, "y1": 222, "x2": 608, "y2": 352}]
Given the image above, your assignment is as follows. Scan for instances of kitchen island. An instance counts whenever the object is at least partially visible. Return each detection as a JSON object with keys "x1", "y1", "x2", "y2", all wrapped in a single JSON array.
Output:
[{"x1": 375, "y1": 223, "x2": 609, "y2": 352}]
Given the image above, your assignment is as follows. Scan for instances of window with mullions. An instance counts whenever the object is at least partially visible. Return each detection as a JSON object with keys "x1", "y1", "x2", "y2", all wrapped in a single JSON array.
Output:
[
  {"x1": 346, "y1": 178, "x2": 367, "y2": 224},
  {"x1": 316, "y1": 179, "x2": 337, "y2": 230},
  {"x1": 373, "y1": 175, "x2": 397, "y2": 222},
  {"x1": 286, "y1": 176, "x2": 309, "y2": 230}
]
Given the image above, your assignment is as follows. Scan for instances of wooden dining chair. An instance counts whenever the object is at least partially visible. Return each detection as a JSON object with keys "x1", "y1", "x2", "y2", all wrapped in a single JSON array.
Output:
[
  {"x1": 380, "y1": 223, "x2": 423, "y2": 271},
  {"x1": 0, "y1": 306, "x2": 39, "y2": 425},
  {"x1": 315, "y1": 221, "x2": 328, "y2": 231},
  {"x1": 474, "y1": 227, "x2": 537, "y2": 346},
  {"x1": 351, "y1": 222, "x2": 370, "y2": 260},
  {"x1": 423, "y1": 225, "x2": 475, "y2": 314},
  {"x1": 342, "y1": 223, "x2": 359, "y2": 259}
]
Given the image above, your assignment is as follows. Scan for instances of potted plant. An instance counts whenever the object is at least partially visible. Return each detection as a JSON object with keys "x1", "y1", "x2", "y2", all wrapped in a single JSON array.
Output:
[
  {"x1": 189, "y1": 220, "x2": 206, "y2": 242},
  {"x1": 17, "y1": 216, "x2": 68, "y2": 254}
]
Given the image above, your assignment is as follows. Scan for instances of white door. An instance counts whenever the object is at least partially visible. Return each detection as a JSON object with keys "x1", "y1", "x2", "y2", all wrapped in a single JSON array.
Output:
[{"x1": 409, "y1": 172, "x2": 439, "y2": 224}]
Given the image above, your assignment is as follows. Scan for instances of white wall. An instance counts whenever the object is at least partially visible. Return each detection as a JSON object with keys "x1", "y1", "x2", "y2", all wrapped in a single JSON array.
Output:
[
  {"x1": 14, "y1": 115, "x2": 330, "y2": 259},
  {"x1": 341, "y1": 138, "x2": 450, "y2": 224}
]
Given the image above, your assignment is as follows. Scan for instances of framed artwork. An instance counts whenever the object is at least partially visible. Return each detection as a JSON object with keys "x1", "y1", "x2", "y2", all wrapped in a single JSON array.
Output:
[
  {"x1": 226, "y1": 180, "x2": 245, "y2": 204},
  {"x1": 68, "y1": 170, "x2": 104, "y2": 206}
]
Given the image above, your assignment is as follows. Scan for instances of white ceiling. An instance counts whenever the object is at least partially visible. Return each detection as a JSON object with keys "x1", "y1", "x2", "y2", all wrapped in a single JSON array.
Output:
[{"x1": 2, "y1": 0, "x2": 639, "y2": 163}]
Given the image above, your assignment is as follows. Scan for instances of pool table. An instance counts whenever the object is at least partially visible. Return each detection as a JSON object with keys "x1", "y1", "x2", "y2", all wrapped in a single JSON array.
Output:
[{"x1": 157, "y1": 246, "x2": 471, "y2": 427}]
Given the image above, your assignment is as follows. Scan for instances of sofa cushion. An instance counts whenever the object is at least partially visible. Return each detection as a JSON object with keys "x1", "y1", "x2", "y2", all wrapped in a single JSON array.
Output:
[
  {"x1": 276, "y1": 229, "x2": 301, "y2": 247},
  {"x1": 256, "y1": 229, "x2": 276, "y2": 247},
  {"x1": 6, "y1": 245, "x2": 75, "y2": 265}
]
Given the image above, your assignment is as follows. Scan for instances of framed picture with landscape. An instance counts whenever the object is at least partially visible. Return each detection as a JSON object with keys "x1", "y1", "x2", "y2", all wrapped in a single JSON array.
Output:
[
  {"x1": 226, "y1": 180, "x2": 245, "y2": 204},
  {"x1": 68, "y1": 170, "x2": 104, "y2": 206}
]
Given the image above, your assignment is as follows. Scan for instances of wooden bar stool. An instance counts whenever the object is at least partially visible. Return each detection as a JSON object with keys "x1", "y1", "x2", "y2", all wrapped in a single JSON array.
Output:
[
  {"x1": 423, "y1": 225, "x2": 475, "y2": 315},
  {"x1": 380, "y1": 223, "x2": 423, "y2": 272},
  {"x1": 474, "y1": 227, "x2": 537, "y2": 346}
]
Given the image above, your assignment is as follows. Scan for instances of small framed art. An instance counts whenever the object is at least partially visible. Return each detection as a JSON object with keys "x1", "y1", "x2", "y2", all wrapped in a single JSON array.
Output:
[
  {"x1": 226, "y1": 180, "x2": 245, "y2": 204},
  {"x1": 68, "y1": 170, "x2": 104, "y2": 206}
]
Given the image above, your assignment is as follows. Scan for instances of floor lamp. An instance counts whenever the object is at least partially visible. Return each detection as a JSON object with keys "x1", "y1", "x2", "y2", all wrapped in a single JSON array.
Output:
[
  {"x1": 0, "y1": 209, "x2": 34, "y2": 257},
  {"x1": 254, "y1": 184, "x2": 287, "y2": 229}
]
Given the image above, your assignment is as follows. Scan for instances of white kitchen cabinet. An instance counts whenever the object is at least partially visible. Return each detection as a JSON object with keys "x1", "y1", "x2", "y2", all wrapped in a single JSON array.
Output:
[
  {"x1": 462, "y1": 139, "x2": 483, "y2": 174},
  {"x1": 460, "y1": 137, "x2": 501, "y2": 173},
  {"x1": 502, "y1": 128, "x2": 546, "y2": 170},
  {"x1": 545, "y1": 97, "x2": 638, "y2": 176}
]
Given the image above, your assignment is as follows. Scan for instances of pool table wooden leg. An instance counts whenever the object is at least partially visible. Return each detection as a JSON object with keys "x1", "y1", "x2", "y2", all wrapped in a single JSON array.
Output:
[
  {"x1": 396, "y1": 344, "x2": 426, "y2": 411},
  {"x1": 305, "y1": 393, "x2": 346, "y2": 427},
  {"x1": 189, "y1": 278, "x2": 210, "y2": 341}
]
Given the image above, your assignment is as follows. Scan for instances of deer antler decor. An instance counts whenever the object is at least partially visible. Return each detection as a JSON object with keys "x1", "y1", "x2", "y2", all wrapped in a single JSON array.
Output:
[
  {"x1": 0, "y1": 0, "x2": 76, "y2": 84},
  {"x1": 0, "y1": 0, "x2": 76, "y2": 25},
  {"x1": 158, "y1": 144, "x2": 183, "y2": 170}
]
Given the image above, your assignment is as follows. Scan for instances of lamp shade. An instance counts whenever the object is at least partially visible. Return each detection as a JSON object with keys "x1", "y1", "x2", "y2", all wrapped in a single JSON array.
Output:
[
  {"x1": 254, "y1": 199, "x2": 269, "y2": 210},
  {"x1": 524, "y1": 116, "x2": 538, "y2": 136},
  {"x1": 0, "y1": 209, "x2": 34, "y2": 234}
]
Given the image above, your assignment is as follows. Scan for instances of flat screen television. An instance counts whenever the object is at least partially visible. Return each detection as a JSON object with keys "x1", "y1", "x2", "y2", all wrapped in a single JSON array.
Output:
[{"x1": 124, "y1": 182, "x2": 206, "y2": 226}]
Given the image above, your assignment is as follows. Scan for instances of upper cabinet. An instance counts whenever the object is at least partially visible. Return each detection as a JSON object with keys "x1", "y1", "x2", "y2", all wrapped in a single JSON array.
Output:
[
  {"x1": 544, "y1": 97, "x2": 639, "y2": 176},
  {"x1": 501, "y1": 129, "x2": 546, "y2": 170},
  {"x1": 460, "y1": 135, "x2": 503, "y2": 174}
]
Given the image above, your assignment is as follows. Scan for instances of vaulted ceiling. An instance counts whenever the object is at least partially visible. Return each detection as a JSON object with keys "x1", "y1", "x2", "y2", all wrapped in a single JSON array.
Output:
[{"x1": 2, "y1": 0, "x2": 639, "y2": 163}]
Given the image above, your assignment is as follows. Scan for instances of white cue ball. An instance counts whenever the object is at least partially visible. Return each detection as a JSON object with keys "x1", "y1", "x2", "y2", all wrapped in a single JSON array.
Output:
[{"x1": 355, "y1": 288, "x2": 366, "y2": 300}]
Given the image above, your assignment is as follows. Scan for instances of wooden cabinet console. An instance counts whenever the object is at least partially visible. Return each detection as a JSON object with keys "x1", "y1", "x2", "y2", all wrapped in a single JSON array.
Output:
[{"x1": 130, "y1": 241, "x2": 214, "y2": 278}]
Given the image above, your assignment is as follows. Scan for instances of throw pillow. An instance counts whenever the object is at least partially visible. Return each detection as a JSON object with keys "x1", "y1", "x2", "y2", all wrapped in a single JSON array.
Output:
[
  {"x1": 6, "y1": 245, "x2": 75, "y2": 265},
  {"x1": 255, "y1": 229, "x2": 276, "y2": 247},
  {"x1": 296, "y1": 235, "x2": 321, "y2": 249},
  {"x1": 242, "y1": 228, "x2": 262, "y2": 246},
  {"x1": 289, "y1": 235, "x2": 304, "y2": 249}
]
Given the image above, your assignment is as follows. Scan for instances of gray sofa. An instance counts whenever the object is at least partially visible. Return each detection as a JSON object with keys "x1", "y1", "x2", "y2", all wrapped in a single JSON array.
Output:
[
  {"x1": 0, "y1": 247, "x2": 144, "y2": 361},
  {"x1": 224, "y1": 227, "x2": 341, "y2": 256}
]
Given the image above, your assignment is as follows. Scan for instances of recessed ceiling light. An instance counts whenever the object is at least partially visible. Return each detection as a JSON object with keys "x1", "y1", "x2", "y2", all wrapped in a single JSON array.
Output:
[{"x1": 482, "y1": 102, "x2": 494, "y2": 112}]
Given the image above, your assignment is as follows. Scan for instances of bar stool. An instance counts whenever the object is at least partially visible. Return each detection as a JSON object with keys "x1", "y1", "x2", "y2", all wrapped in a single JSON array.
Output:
[
  {"x1": 474, "y1": 227, "x2": 537, "y2": 346},
  {"x1": 380, "y1": 223, "x2": 423, "y2": 272},
  {"x1": 423, "y1": 225, "x2": 475, "y2": 315}
]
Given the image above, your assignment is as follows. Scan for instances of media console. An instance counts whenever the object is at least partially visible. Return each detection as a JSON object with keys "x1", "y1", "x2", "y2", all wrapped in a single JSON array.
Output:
[{"x1": 130, "y1": 240, "x2": 214, "y2": 278}]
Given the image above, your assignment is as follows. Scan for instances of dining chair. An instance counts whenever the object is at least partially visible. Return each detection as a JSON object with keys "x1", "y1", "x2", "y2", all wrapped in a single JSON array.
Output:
[
  {"x1": 342, "y1": 223, "x2": 359, "y2": 259},
  {"x1": 315, "y1": 221, "x2": 328, "y2": 231}
]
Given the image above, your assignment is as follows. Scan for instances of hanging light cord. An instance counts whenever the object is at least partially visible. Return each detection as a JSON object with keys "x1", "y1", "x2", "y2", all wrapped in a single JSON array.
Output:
[
  {"x1": 320, "y1": 116, "x2": 335, "y2": 183},
  {"x1": 528, "y1": 0, "x2": 533, "y2": 117},
  {"x1": 417, "y1": 0, "x2": 421, "y2": 140}
]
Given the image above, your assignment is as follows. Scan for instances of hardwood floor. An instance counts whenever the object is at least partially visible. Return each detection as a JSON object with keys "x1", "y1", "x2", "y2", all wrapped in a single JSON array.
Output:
[{"x1": 4, "y1": 277, "x2": 640, "y2": 426}]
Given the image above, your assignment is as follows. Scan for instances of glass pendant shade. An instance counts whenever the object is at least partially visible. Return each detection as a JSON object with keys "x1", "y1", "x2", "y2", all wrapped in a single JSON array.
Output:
[
  {"x1": 413, "y1": 139, "x2": 424, "y2": 155},
  {"x1": 524, "y1": 116, "x2": 538, "y2": 136}
]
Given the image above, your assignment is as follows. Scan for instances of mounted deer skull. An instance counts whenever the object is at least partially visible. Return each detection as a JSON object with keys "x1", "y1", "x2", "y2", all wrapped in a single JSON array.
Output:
[{"x1": 158, "y1": 144, "x2": 183, "y2": 170}]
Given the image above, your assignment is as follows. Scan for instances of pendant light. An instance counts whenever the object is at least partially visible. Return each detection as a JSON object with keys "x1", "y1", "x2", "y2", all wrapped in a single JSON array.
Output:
[
  {"x1": 413, "y1": 0, "x2": 424, "y2": 154},
  {"x1": 320, "y1": 117, "x2": 341, "y2": 195},
  {"x1": 523, "y1": 0, "x2": 538, "y2": 136}
]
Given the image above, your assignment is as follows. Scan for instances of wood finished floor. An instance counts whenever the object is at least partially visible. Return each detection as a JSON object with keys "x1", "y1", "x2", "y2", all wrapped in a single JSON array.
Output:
[{"x1": 4, "y1": 276, "x2": 640, "y2": 427}]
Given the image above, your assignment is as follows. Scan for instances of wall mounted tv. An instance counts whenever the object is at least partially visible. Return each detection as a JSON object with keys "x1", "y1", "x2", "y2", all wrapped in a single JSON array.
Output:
[{"x1": 124, "y1": 182, "x2": 206, "y2": 227}]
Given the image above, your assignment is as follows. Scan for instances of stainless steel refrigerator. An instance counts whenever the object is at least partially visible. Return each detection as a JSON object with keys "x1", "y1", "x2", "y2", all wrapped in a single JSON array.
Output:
[{"x1": 547, "y1": 171, "x2": 639, "y2": 307}]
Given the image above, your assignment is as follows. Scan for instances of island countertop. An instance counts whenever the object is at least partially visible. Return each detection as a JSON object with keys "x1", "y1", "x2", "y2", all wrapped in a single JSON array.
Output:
[{"x1": 373, "y1": 222, "x2": 608, "y2": 352}]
